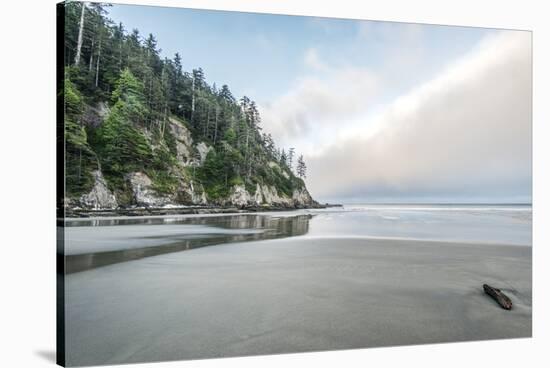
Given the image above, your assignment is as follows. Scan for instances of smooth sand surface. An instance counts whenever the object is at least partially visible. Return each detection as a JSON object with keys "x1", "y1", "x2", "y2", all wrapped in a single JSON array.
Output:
[
  {"x1": 64, "y1": 224, "x2": 263, "y2": 255},
  {"x1": 65, "y1": 237, "x2": 531, "y2": 366}
]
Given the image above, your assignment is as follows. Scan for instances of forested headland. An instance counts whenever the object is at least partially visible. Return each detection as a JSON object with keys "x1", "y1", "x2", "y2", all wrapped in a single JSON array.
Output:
[{"x1": 60, "y1": 2, "x2": 317, "y2": 212}]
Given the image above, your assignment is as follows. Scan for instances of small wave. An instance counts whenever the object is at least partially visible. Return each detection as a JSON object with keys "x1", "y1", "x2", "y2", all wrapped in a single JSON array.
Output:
[
  {"x1": 342, "y1": 204, "x2": 532, "y2": 212},
  {"x1": 381, "y1": 216, "x2": 400, "y2": 220}
]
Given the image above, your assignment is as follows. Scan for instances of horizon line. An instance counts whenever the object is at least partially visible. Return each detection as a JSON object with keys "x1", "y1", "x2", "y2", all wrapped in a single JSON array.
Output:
[{"x1": 323, "y1": 202, "x2": 532, "y2": 205}]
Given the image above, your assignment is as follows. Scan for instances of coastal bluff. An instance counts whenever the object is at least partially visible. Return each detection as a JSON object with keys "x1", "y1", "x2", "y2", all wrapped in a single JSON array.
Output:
[{"x1": 65, "y1": 113, "x2": 317, "y2": 212}]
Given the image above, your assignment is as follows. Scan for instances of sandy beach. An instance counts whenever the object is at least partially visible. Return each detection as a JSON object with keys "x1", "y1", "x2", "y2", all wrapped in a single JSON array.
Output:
[
  {"x1": 65, "y1": 235, "x2": 531, "y2": 366},
  {"x1": 55, "y1": 7, "x2": 534, "y2": 367}
]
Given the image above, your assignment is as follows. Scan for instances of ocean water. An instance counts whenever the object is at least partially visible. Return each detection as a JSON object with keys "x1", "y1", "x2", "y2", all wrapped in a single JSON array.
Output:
[
  {"x1": 64, "y1": 204, "x2": 533, "y2": 365},
  {"x1": 306, "y1": 204, "x2": 532, "y2": 246},
  {"x1": 64, "y1": 204, "x2": 531, "y2": 273}
]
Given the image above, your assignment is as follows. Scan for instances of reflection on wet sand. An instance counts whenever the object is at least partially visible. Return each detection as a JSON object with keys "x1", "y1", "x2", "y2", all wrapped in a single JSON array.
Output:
[{"x1": 66, "y1": 214, "x2": 312, "y2": 274}]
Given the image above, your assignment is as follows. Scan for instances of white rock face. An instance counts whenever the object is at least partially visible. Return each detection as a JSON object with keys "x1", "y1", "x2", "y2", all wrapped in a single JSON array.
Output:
[
  {"x1": 96, "y1": 101, "x2": 110, "y2": 119},
  {"x1": 259, "y1": 185, "x2": 289, "y2": 206},
  {"x1": 82, "y1": 102, "x2": 111, "y2": 128},
  {"x1": 196, "y1": 142, "x2": 213, "y2": 164},
  {"x1": 189, "y1": 180, "x2": 208, "y2": 205},
  {"x1": 260, "y1": 185, "x2": 277, "y2": 205},
  {"x1": 292, "y1": 188, "x2": 314, "y2": 207},
  {"x1": 124, "y1": 172, "x2": 208, "y2": 207},
  {"x1": 79, "y1": 170, "x2": 118, "y2": 209},
  {"x1": 79, "y1": 169, "x2": 313, "y2": 209},
  {"x1": 228, "y1": 185, "x2": 253, "y2": 207},
  {"x1": 77, "y1": 169, "x2": 313, "y2": 209},
  {"x1": 168, "y1": 118, "x2": 194, "y2": 166},
  {"x1": 200, "y1": 191, "x2": 207, "y2": 204},
  {"x1": 253, "y1": 183, "x2": 263, "y2": 205},
  {"x1": 231, "y1": 184, "x2": 308, "y2": 207},
  {"x1": 126, "y1": 172, "x2": 172, "y2": 207}
]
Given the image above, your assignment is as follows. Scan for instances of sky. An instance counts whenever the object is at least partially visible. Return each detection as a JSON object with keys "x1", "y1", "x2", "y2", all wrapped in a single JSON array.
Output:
[{"x1": 107, "y1": 3, "x2": 532, "y2": 204}]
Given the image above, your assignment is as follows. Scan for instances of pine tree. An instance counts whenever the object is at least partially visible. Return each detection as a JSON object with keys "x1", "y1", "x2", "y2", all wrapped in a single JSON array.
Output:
[
  {"x1": 62, "y1": 3, "x2": 312, "y2": 203},
  {"x1": 263, "y1": 133, "x2": 275, "y2": 157},
  {"x1": 297, "y1": 154, "x2": 307, "y2": 179},
  {"x1": 219, "y1": 85, "x2": 235, "y2": 104},
  {"x1": 288, "y1": 147, "x2": 295, "y2": 172},
  {"x1": 96, "y1": 69, "x2": 152, "y2": 176},
  {"x1": 280, "y1": 149, "x2": 287, "y2": 168}
]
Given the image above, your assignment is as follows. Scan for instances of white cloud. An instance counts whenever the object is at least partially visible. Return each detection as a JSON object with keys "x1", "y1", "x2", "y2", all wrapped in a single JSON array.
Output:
[
  {"x1": 261, "y1": 31, "x2": 532, "y2": 202},
  {"x1": 259, "y1": 62, "x2": 381, "y2": 153},
  {"x1": 303, "y1": 48, "x2": 330, "y2": 72}
]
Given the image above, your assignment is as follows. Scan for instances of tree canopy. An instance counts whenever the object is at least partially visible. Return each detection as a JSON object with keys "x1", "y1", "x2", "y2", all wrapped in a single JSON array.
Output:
[{"x1": 62, "y1": 1, "x2": 308, "y2": 204}]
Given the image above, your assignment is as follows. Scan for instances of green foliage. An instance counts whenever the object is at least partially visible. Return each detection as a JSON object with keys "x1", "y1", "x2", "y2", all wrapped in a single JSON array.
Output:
[
  {"x1": 296, "y1": 154, "x2": 307, "y2": 179},
  {"x1": 64, "y1": 77, "x2": 83, "y2": 118},
  {"x1": 62, "y1": 3, "x2": 311, "y2": 204},
  {"x1": 112, "y1": 69, "x2": 144, "y2": 104},
  {"x1": 196, "y1": 149, "x2": 233, "y2": 199},
  {"x1": 148, "y1": 169, "x2": 179, "y2": 194},
  {"x1": 65, "y1": 119, "x2": 99, "y2": 197},
  {"x1": 92, "y1": 69, "x2": 153, "y2": 186},
  {"x1": 162, "y1": 127, "x2": 178, "y2": 158},
  {"x1": 95, "y1": 100, "x2": 153, "y2": 178},
  {"x1": 244, "y1": 180, "x2": 257, "y2": 196},
  {"x1": 63, "y1": 78, "x2": 98, "y2": 197},
  {"x1": 229, "y1": 176, "x2": 244, "y2": 186},
  {"x1": 224, "y1": 128, "x2": 237, "y2": 145},
  {"x1": 110, "y1": 68, "x2": 147, "y2": 122}
]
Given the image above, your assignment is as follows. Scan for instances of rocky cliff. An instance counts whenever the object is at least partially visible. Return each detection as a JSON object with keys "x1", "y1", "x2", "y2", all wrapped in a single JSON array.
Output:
[
  {"x1": 67, "y1": 108, "x2": 316, "y2": 211},
  {"x1": 62, "y1": 6, "x2": 318, "y2": 214}
]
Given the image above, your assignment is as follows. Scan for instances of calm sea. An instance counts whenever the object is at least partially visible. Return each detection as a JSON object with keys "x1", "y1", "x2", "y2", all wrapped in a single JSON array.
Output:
[{"x1": 306, "y1": 204, "x2": 532, "y2": 246}]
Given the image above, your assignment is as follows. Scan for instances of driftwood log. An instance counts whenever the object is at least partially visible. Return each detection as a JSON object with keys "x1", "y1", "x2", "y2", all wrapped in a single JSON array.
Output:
[{"x1": 483, "y1": 284, "x2": 513, "y2": 310}]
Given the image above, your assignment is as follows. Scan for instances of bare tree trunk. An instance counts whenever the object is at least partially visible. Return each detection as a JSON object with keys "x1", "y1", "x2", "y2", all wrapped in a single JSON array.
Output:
[
  {"x1": 88, "y1": 37, "x2": 95, "y2": 72},
  {"x1": 77, "y1": 117, "x2": 83, "y2": 181},
  {"x1": 161, "y1": 109, "x2": 166, "y2": 137},
  {"x1": 74, "y1": 2, "x2": 86, "y2": 65},
  {"x1": 205, "y1": 106, "x2": 210, "y2": 138},
  {"x1": 118, "y1": 38, "x2": 123, "y2": 72},
  {"x1": 213, "y1": 107, "x2": 218, "y2": 144},
  {"x1": 191, "y1": 76, "x2": 195, "y2": 122},
  {"x1": 148, "y1": 72, "x2": 153, "y2": 127},
  {"x1": 163, "y1": 103, "x2": 168, "y2": 137},
  {"x1": 95, "y1": 37, "x2": 101, "y2": 87},
  {"x1": 78, "y1": 147, "x2": 82, "y2": 181},
  {"x1": 244, "y1": 128, "x2": 249, "y2": 179}
]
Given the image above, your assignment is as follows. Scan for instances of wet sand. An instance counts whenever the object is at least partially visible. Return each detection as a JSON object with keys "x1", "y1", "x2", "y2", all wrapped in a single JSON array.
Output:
[{"x1": 65, "y1": 237, "x2": 531, "y2": 366}]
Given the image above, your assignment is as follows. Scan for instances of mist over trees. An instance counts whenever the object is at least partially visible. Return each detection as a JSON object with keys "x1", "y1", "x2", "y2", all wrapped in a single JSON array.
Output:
[{"x1": 62, "y1": 2, "x2": 308, "y2": 203}]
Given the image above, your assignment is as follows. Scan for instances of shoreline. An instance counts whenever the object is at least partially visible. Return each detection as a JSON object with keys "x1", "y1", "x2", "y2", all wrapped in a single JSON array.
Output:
[{"x1": 62, "y1": 203, "x2": 343, "y2": 219}]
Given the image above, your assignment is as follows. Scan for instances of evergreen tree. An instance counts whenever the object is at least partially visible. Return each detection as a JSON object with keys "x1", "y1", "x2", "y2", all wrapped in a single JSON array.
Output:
[
  {"x1": 288, "y1": 147, "x2": 295, "y2": 172},
  {"x1": 297, "y1": 155, "x2": 307, "y2": 179},
  {"x1": 263, "y1": 133, "x2": 275, "y2": 157},
  {"x1": 96, "y1": 69, "x2": 152, "y2": 178},
  {"x1": 219, "y1": 84, "x2": 235, "y2": 104},
  {"x1": 280, "y1": 149, "x2": 287, "y2": 168},
  {"x1": 62, "y1": 4, "x2": 312, "y2": 204}
]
